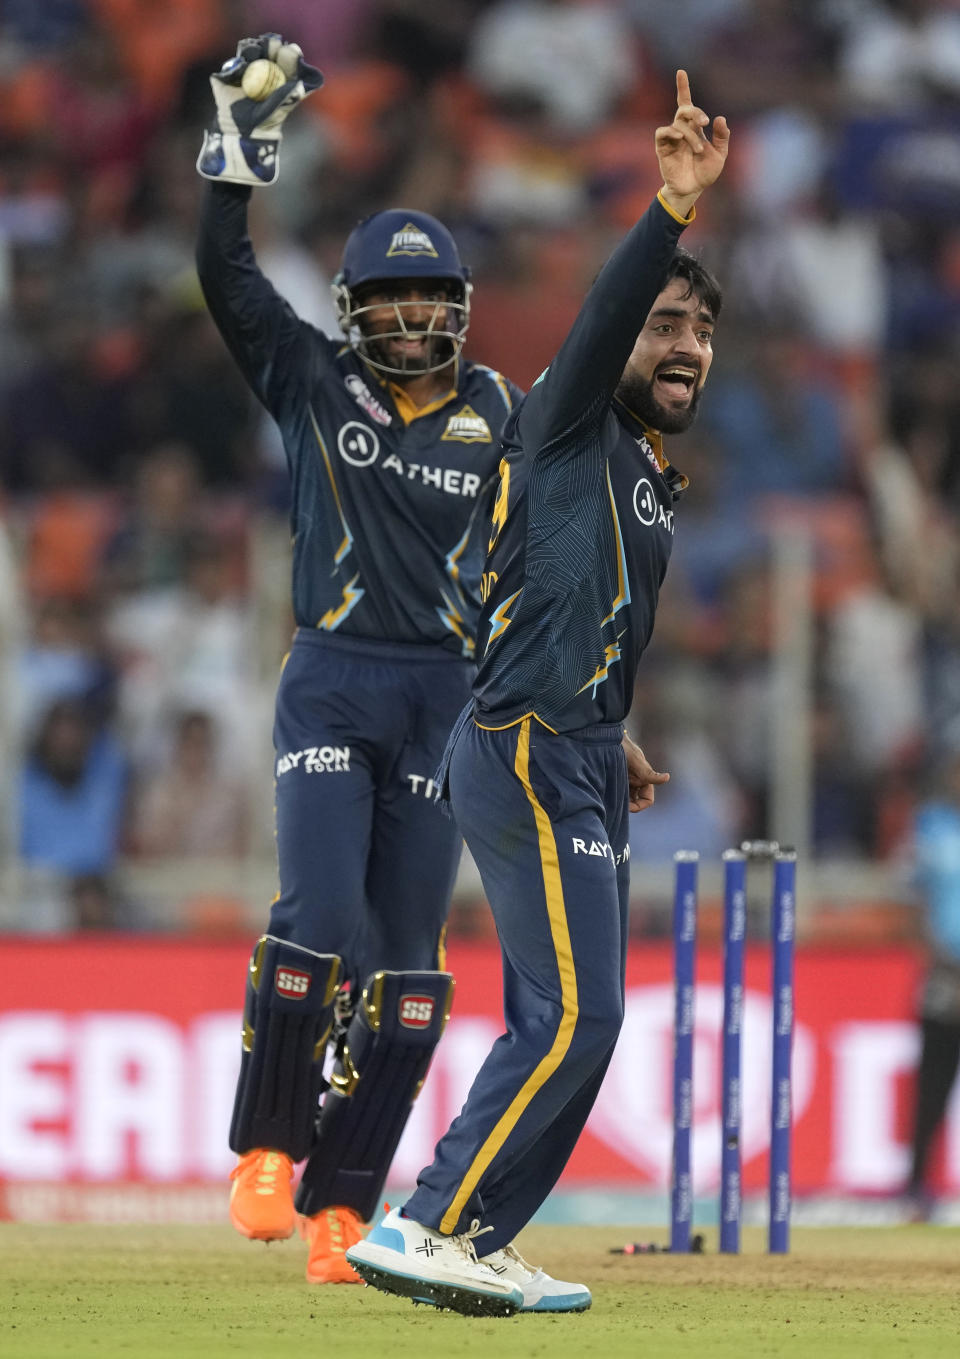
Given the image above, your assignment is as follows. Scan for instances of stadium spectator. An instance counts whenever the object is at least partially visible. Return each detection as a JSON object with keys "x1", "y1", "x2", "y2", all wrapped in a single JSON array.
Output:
[
  {"x1": 16, "y1": 594, "x2": 116, "y2": 736},
  {"x1": 0, "y1": 297, "x2": 138, "y2": 491},
  {"x1": 367, "y1": 0, "x2": 486, "y2": 88},
  {"x1": 129, "y1": 708, "x2": 249, "y2": 858},
  {"x1": 835, "y1": 0, "x2": 960, "y2": 112},
  {"x1": 105, "y1": 531, "x2": 256, "y2": 768},
  {"x1": 467, "y1": 0, "x2": 638, "y2": 132},
  {"x1": 696, "y1": 0, "x2": 838, "y2": 119},
  {"x1": 100, "y1": 441, "x2": 206, "y2": 596},
  {"x1": 19, "y1": 696, "x2": 127, "y2": 880},
  {"x1": 695, "y1": 327, "x2": 849, "y2": 504}
]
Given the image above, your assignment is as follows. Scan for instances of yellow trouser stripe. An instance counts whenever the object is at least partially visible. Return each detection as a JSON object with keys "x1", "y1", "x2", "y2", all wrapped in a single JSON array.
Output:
[{"x1": 439, "y1": 717, "x2": 579, "y2": 1233}]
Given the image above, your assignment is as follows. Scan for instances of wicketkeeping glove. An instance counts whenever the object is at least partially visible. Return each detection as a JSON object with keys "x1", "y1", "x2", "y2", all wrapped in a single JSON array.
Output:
[{"x1": 196, "y1": 33, "x2": 323, "y2": 187}]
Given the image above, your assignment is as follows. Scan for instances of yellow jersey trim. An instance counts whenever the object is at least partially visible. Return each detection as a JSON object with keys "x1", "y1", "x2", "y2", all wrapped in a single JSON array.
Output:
[
  {"x1": 309, "y1": 407, "x2": 353, "y2": 564},
  {"x1": 388, "y1": 380, "x2": 459, "y2": 426},
  {"x1": 488, "y1": 456, "x2": 510, "y2": 553},
  {"x1": 601, "y1": 463, "x2": 630, "y2": 624},
  {"x1": 472, "y1": 712, "x2": 559, "y2": 735},
  {"x1": 489, "y1": 370, "x2": 513, "y2": 409},
  {"x1": 445, "y1": 526, "x2": 470, "y2": 585},
  {"x1": 439, "y1": 717, "x2": 578, "y2": 1233},
  {"x1": 656, "y1": 190, "x2": 696, "y2": 225}
]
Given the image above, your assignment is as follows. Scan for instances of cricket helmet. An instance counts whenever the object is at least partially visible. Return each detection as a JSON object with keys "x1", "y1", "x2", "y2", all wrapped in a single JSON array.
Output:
[{"x1": 333, "y1": 209, "x2": 472, "y2": 377}]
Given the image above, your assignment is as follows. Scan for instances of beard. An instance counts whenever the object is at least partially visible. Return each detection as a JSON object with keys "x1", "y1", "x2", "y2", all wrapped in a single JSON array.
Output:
[
  {"x1": 364, "y1": 331, "x2": 454, "y2": 377},
  {"x1": 615, "y1": 369, "x2": 704, "y2": 434}
]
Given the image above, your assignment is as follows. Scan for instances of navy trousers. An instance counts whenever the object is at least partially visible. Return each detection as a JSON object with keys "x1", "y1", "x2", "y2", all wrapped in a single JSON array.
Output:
[
  {"x1": 405, "y1": 715, "x2": 630, "y2": 1252},
  {"x1": 266, "y1": 630, "x2": 474, "y2": 989}
]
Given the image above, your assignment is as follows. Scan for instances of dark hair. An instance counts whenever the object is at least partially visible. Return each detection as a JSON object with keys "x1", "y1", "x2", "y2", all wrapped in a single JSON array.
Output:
[{"x1": 664, "y1": 247, "x2": 723, "y2": 323}]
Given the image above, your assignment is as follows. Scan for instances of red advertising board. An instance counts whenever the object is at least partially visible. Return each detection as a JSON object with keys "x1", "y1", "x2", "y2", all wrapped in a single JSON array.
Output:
[{"x1": 0, "y1": 936, "x2": 954, "y2": 1221}]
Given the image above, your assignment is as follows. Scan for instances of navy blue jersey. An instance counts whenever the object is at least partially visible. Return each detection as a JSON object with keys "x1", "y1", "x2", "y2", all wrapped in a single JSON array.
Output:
[
  {"x1": 197, "y1": 184, "x2": 523, "y2": 657},
  {"x1": 472, "y1": 194, "x2": 692, "y2": 731}
]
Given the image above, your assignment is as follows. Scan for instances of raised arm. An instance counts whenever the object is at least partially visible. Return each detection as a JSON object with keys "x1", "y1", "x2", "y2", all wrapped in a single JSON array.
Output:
[
  {"x1": 524, "y1": 71, "x2": 729, "y2": 453},
  {"x1": 196, "y1": 182, "x2": 309, "y2": 413},
  {"x1": 194, "y1": 34, "x2": 325, "y2": 414}
]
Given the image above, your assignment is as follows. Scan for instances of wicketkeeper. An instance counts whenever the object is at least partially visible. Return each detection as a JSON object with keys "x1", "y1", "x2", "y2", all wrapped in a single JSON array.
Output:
[{"x1": 195, "y1": 33, "x2": 523, "y2": 1285}]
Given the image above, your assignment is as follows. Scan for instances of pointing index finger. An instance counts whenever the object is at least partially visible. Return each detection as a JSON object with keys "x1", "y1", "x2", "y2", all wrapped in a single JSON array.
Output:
[{"x1": 676, "y1": 68, "x2": 692, "y2": 108}]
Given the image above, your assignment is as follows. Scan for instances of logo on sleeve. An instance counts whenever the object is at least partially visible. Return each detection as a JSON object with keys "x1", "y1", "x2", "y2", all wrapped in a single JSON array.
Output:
[
  {"x1": 386, "y1": 224, "x2": 439, "y2": 258},
  {"x1": 441, "y1": 405, "x2": 491, "y2": 443}
]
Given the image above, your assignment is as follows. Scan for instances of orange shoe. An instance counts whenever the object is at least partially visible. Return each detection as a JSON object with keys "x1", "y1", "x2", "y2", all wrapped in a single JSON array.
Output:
[
  {"x1": 229, "y1": 1149, "x2": 296, "y2": 1241},
  {"x1": 301, "y1": 1205, "x2": 366, "y2": 1283}
]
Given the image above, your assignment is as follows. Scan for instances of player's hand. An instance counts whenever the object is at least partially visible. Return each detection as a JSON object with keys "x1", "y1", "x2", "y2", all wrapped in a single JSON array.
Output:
[
  {"x1": 655, "y1": 70, "x2": 729, "y2": 216},
  {"x1": 197, "y1": 33, "x2": 323, "y2": 187},
  {"x1": 623, "y1": 734, "x2": 669, "y2": 813}
]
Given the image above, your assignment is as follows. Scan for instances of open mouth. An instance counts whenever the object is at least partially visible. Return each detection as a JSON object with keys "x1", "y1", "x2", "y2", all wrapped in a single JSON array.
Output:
[
  {"x1": 654, "y1": 366, "x2": 698, "y2": 402},
  {"x1": 388, "y1": 334, "x2": 430, "y2": 355}
]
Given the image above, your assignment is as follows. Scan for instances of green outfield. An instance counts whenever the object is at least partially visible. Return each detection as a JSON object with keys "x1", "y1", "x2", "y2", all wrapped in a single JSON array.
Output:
[{"x1": 4, "y1": 1223, "x2": 959, "y2": 1359}]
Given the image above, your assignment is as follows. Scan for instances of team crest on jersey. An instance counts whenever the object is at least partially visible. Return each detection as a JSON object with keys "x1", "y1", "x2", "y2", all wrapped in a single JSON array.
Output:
[
  {"x1": 441, "y1": 405, "x2": 491, "y2": 443},
  {"x1": 386, "y1": 223, "x2": 439, "y2": 258},
  {"x1": 344, "y1": 373, "x2": 392, "y2": 426}
]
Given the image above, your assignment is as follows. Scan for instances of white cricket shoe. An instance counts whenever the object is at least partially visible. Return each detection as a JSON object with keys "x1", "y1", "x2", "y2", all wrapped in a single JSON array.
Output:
[
  {"x1": 481, "y1": 1243, "x2": 592, "y2": 1312},
  {"x1": 345, "y1": 1206, "x2": 524, "y2": 1317}
]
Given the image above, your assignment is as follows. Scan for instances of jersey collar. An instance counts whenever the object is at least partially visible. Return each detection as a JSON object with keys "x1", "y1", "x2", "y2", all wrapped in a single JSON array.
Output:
[
  {"x1": 362, "y1": 357, "x2": 462, "y2": 426},
  {"x1": 387, "y1": 379, "x2": 460, "y2": 425},
  {"x1": 612, "y1": 397, "x2": 689, "y2": 499}
]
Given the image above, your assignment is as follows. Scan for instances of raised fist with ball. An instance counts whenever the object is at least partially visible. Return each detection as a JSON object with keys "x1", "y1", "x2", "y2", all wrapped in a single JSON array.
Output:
[{"x1": 197, "y1": 33, "x2": 323, "y2": 186}]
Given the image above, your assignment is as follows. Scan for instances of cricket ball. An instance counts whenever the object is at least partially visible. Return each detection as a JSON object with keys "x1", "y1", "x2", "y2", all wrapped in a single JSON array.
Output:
[{"x1": 241, "y1": 58, "x2": 286, "y2": 102}]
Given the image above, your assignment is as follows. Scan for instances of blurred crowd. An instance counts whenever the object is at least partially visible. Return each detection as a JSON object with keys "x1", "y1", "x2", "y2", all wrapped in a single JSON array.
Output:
[{"x1": 3, "y1": 0, "x2": 960, "y2": 931}]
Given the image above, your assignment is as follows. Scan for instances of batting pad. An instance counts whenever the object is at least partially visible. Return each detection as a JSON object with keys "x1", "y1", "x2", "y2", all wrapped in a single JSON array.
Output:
[
  {"x1": 296, "y1": 969, "x2": 455, "y2": 1220},
  {"x1": 229, "y1": 934, "x2": 343, "y2": 1161}
]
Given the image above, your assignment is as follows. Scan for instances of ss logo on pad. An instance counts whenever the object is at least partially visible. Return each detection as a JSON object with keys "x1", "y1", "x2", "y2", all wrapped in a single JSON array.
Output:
[
  {"x1": 399, "y1": 995, "x2": 434, "y2": 1028},
  {"x1": 275, "y1": 967, "x2": 311, "y2": 998}
]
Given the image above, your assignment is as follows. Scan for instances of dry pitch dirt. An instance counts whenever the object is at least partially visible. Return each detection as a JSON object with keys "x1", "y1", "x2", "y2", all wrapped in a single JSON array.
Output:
[{"x1": 3, "y1": 1223, "x2": 960, "y2": 1359}]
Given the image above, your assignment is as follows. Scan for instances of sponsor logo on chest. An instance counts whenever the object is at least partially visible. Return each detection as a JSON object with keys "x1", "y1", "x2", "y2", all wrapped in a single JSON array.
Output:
[
  {"x1": 632, "y1": 477, "x2": 674, "y2": 534},
  {"x1": 335, "y1": 420, "x2": 484, "y2": 496}
]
